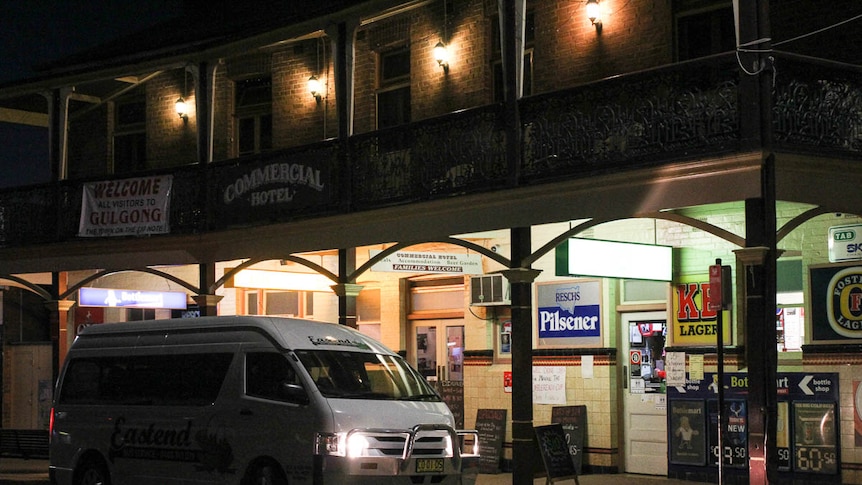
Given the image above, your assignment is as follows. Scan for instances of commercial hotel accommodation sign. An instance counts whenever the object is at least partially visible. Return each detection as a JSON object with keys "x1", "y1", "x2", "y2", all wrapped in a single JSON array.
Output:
[
  {"x1": 536, "y1": 280, "x2": 602, "y2": 346},
  {"x1": 79, "y1": 175, "x2": 172, "y2": 237}
]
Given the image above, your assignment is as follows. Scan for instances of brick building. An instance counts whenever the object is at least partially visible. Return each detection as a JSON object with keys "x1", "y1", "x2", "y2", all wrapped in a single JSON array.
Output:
[{"x1": 1, "y1": 0, "x2": 862, "y2": 483}]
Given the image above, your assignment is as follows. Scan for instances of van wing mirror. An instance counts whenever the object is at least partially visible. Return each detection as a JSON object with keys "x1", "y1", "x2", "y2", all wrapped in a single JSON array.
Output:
[{"x1": 281, "y1": 383, "x2": 310, "y2": 405}]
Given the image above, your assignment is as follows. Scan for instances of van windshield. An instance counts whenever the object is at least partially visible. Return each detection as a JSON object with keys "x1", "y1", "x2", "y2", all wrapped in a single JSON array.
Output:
[{"x1": 295, "y1": 350, "x2": 441, "y2": 401}]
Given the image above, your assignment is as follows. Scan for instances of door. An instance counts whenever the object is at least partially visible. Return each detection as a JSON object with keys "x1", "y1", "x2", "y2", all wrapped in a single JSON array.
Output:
[
  {"x1": 412, "y1": 319, "x2": 464, "y2": 381},
  {"x1": 622, "y1": 311, "x2": 668, "y2": 475}
]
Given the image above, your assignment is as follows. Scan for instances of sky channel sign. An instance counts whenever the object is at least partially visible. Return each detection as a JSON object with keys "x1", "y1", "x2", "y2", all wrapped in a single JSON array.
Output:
[{"x1": 828, "y1": 224, "x2": 862, "y2": 262}]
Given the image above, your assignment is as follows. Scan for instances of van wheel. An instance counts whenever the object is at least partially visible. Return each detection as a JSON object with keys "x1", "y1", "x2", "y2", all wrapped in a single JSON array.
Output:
[
  {"x1": 244, "y1": 461, "x2": 287, "y2": 485},
  {"x1": 74, "y1": 458, "x2": 111, "y2": 485}
]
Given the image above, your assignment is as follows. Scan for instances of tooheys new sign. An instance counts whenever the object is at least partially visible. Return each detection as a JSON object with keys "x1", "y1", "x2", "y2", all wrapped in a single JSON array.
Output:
[
  {"x1": 536, "y1": 280, "x2": 602, "y2": 344},
  {"x1": 79, "y1": 175, "x2": 172, "y2": 237}
]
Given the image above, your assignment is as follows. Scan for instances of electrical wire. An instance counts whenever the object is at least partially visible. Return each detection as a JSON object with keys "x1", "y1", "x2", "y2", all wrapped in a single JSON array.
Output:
[{"x1": 773, "y1": 13, "x2": 862, "y2": 47}]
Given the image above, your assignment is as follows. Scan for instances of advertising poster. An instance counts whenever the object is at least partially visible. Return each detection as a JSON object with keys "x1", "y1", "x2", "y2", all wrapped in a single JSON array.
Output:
[
  {"x1": 79, "y1": 175, "x2": 172, "y2": 237},
  {"x1": 533, "y1": 366, "x2": 566, "y2": 405},
  {"x1": 706, "y1": 400, "x2": 748, "y2": 468},
  {"x1": 669, "y1": 400, "x2": 706, "y2": 465},
  {"x1": 792, "y1": 402, "x2": 838, "y2": 474},
  {"x1": 672, "y1": 274, "x2": 732, "y2": 346},
  {"x1": 856, "y1": 381, "x2": 862, "y2": 447},
  {"x1": 536, "y1": 280, "x2": 601, "y2": 346},
  {"x1": 810, "y1": 264, "x2": 862, "y2": 340}
]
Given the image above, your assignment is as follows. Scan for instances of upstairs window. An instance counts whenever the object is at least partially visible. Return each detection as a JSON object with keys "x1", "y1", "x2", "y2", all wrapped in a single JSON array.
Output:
[
  {"x1": 235, "y1": 76, "x2": 273, "y2": 156},
  {"x1": 113, "y1": 95, "x2": 146, "y2": 174},
  {"x1": 676, "y1": 4, "x2": 735, "y2": 61},
  {"x1": 376, "y1": 47, "x2": 411, "y2": 129}
]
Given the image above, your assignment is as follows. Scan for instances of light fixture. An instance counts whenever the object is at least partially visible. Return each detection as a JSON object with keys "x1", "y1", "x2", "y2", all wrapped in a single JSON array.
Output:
[
  {"x1": 175, "y1": 97, "x2": 189, "y2": 119},
  {"x1": 176, "y1": 67, "x2": 190, "y2": 119},
  {"x1": 308, "y1": 75, "x2": 322, "y2": 100},
  {"x1": 586, "y1": 0, "x2": 602, "y2": 31},
  {"x1": 434, "y1": 41, "x2": 449, "y2": 70}
]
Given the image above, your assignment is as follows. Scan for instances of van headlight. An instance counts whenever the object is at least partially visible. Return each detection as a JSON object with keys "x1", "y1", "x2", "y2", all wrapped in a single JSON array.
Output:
[{"x1": 315, "y1": 432, "x2": 370, "y2": 457}]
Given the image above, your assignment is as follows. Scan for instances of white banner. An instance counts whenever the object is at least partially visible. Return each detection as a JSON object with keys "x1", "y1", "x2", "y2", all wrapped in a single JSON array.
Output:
[
  {"x1": 369, "y1": 250, "x2": 483, "y2": 274},
  {"x1": 79, "y1": 175, "x2": 172, "y2": 237}
]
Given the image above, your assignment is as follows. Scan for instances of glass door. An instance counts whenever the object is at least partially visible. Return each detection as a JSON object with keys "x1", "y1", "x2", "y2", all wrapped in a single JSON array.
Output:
[{"x1": 413, "y1": 319, "x2": 464, "y2": 382}]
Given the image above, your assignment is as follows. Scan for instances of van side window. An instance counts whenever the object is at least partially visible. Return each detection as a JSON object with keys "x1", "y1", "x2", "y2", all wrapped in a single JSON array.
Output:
[
  {"x1": 58, "y1": 354, "x2": 233, "y2": 406},
  {"x1": 245, "y1": 353, "x2": 302, "y2": 402}
]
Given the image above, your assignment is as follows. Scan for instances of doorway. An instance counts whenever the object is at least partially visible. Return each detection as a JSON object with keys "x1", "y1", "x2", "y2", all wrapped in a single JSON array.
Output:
[
  {"x1": 412, "y1": 319, "x2": 464, "y2": 381},
  {"x1": 622, "y1": 311, "x2": 669, "y2": 475}
]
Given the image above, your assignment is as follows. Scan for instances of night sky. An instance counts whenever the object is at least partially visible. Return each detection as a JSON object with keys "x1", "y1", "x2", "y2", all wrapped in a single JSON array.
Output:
[{"x1": 0, "y1": 1, "x2": 182, "y2": 188}]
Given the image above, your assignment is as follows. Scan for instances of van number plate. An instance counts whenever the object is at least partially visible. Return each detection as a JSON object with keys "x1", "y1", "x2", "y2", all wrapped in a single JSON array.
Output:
[{"x1": 416, "y1": 458, "x2": 444, "y2": 473}]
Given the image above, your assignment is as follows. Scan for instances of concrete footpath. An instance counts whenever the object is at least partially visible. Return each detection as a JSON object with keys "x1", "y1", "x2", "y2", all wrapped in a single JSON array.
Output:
[{"x1": 0, "y1": 458, "x2": 704, "y2": 484}]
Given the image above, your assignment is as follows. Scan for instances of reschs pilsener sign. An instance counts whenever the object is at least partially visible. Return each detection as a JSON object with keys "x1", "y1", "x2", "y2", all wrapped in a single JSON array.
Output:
[
  {"x1": 810, "y1": 265, "x2": 862, "y2": 340},
  {"x1": 537, "y1": 280, "x2": 601, "y2": 340}
]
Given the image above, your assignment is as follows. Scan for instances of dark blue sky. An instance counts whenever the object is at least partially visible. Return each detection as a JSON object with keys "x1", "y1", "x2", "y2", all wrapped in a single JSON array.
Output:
[{"x1": 1, "y1": 1, "x2": 182, "y2": 83}]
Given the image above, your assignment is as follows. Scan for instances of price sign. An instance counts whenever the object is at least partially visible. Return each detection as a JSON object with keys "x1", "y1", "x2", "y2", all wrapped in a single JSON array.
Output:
[{"x1": 793, "y1": 402, "x2": 838, "y2": 474}]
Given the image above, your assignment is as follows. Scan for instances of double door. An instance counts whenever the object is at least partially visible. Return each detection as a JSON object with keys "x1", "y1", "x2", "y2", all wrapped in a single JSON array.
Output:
[{"x1": 412, "y1": 319, "x2": 464, "y2": 381}]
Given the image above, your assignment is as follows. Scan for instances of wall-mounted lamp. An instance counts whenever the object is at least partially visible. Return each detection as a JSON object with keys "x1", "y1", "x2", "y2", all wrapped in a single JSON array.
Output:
[
  {"x1": 175, "y1": 97, "x2": 189, "y2": 119},
  {"x1": 308, "y1": 75, "x2": 322, "y2": 101},
  {"x1": 176, "y1": 67, "x2": 190, "y2": 119},
  {"x1": 433, "y1": 41, "x2": 449, "y2": 71},
  {"x1": 586, "y1": 0, "x2": 602, "y2": 32}
]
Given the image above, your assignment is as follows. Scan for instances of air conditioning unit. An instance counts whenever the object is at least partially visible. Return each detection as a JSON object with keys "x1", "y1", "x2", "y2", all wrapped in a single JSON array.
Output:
[{"x1": 470, "y1": 274, "x2": 510, "y2": 306}]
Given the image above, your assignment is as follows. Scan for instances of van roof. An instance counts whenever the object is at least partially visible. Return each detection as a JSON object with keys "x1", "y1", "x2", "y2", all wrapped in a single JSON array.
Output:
[{"x1": 75, "y1": 316, "x2": 394, "y2": 354}]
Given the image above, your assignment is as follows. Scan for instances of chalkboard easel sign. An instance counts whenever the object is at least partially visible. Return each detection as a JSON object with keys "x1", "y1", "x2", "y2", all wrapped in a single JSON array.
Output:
[
  {"x1": 534, "y1": 424, "x2": 581, "y2": 485},
  {"x1": 475, "y1": 409, "x2": 507, "y2": 474},
  {"x1": 551, "y1": 405, "x2": 587, "y2": 474}
]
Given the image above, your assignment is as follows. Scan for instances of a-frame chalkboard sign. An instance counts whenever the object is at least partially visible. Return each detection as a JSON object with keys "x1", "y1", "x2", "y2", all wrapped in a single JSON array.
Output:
[{"x1": 534, "y1": 424, "x2": 581, "y2": 485}]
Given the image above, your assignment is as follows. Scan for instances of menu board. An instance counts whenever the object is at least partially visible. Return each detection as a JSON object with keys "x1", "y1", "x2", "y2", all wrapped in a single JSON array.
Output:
[
  {"x1": 475, "y1": 409, "x2": 507, "y2": 474},
  {"x1": 437, "y1": 380, "x2": 464, "y2": 429},
  {"x1": 534, "y1": 424, "x2": 578, "y2": 481},
  {"x1": 669, "y1": 400, "x2": 706, "y2": 465},
  {"x1": 793, "y1": 402, "x2": 838, "y2": 474},
  {"x1": 551, "y1": 405, "x2": 587, "y2": 474}
]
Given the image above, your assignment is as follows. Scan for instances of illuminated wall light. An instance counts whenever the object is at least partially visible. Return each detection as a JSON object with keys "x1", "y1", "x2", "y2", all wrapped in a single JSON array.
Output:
[
  {"x1": 586, "y1": 0, "x2": 602, "y2": 33},
  {"x1": 308, "y1": 75, "x2": 323, "y2": 101},
  {"x1": 175, "y1": 97, "x2": 189, "y2": 119},
  {"x1": 232, "y1": 268, "x2": 335, "y2": 292},
  {"x1": 433, "y1": 41, "x2": 449, "y2": 71}
]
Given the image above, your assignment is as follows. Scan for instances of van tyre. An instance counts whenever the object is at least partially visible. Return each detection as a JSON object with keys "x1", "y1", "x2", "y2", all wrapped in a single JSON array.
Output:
[
  {"x1": 74, "y1": 458, "x2": 111, "y2": 485},
  {"x1": 244, "y1": 461, "x2": 288, "y2": 485}
]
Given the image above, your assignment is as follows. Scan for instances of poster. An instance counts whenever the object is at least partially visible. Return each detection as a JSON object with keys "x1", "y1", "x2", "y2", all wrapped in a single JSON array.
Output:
[
  {"x1": 672, "y1": 275, "x2": 732, "y2": 345},
  {"x1": 536, "y1": 280, "x2": 601, "y2": 346},
  {"x1": 792, "y1": 402, "x2": 838, "y2": 474},
  {"x1": 777, "y1": 401, "x2": 790, "y2": 471},
  {"x1": 669, "y1": 400, "x2": 706, "y2": 465},
  {"x1": 533, "y1": 366, "x2": 566, "y2": 405},
  {"x1": 809, "y1": 265, "x2": 862, "y2": 340},
  {"x1": 665, "y1": 351, "x2": 685, "y2": 387}
]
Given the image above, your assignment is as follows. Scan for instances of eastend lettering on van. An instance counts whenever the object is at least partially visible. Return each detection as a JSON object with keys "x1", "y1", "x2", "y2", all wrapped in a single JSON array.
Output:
[{"x1": 307, "y1": 335, "x2": 371, "y2": 349}]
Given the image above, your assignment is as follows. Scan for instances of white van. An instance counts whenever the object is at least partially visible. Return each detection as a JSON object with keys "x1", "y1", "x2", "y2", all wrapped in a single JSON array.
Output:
[{"x1": 49, "y1": 316, "x2": 478, "y2": 485}]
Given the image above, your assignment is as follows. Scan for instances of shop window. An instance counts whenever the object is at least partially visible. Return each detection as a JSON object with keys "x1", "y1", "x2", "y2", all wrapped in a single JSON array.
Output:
[
  {"x1": 244, "y1": 289, "x2": 314, "y2": 318},
  {"x1": 2, "y1": 286, "x2": 50, "y2": 343},
  {"x1": 675, "y1": 3, "x2": 735, "y2": 61},
  {"x1": 621, "y1": 279, "x2": 669, "y2": 305},
  {"x1": 357, "y1": 288, "x2": 382, "y2": 339},
  {"x1": 776, "y1": 258, "x2": 804, "y2": 351},
  {"x1": 376, "y1": 47, "x2": 411, "y2": 129},
  {"x1": 235, "y1": 76, "x2": 273, "y2": 156},
  {"x1": 113, "y1": 94, "x2": 147, "y2": 174},
  {"x1": 127, "y1": 308, "x2": 157, "y2": 321}
]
